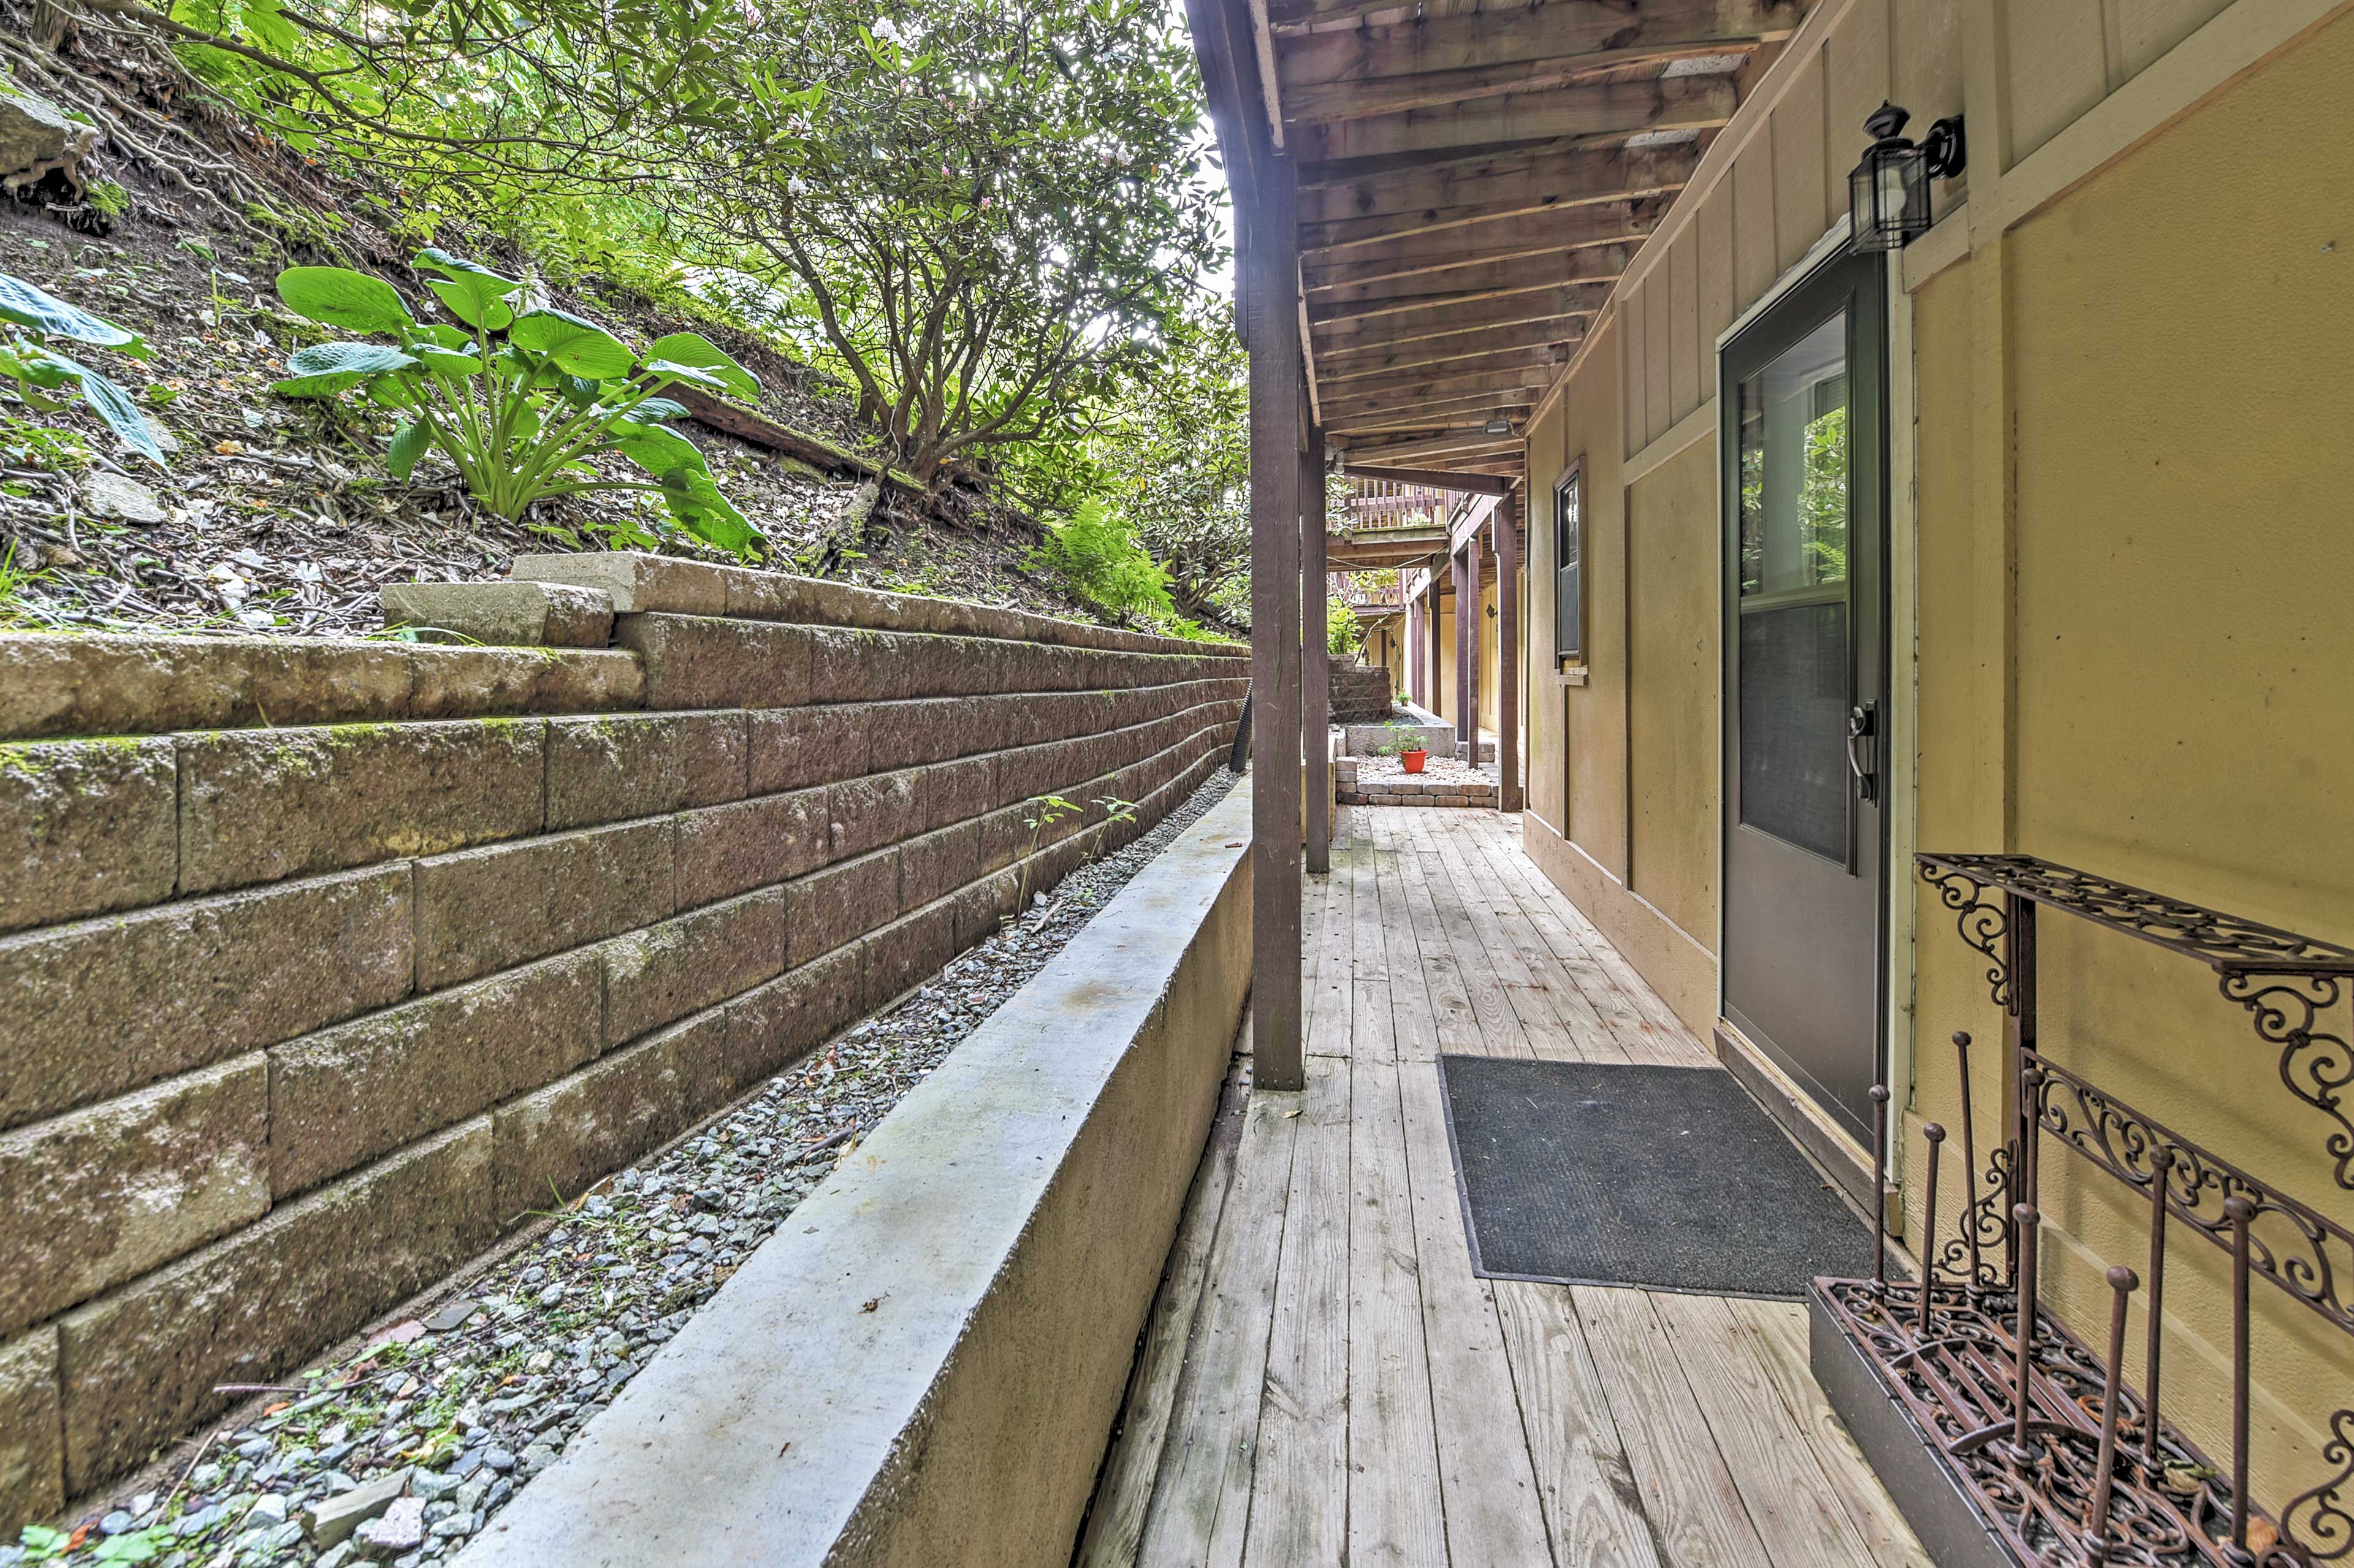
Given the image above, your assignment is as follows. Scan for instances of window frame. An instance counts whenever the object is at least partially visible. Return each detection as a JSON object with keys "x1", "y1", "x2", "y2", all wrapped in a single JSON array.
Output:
[{"x1": 1553, "y1": 462, "x2": 1585, "y2": 666}]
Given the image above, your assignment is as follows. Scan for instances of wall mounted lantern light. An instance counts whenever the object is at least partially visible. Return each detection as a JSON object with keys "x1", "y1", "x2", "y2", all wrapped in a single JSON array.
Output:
[
  {"x1": 1483, "y1": 415, "x2": 1513, "y2": 436},
  {"x1": 1849, "y1": 102, "x2": 1965, "y2": 252}
]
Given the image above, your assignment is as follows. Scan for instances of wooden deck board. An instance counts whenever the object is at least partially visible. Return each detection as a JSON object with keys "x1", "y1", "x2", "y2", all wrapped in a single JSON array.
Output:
[{"x1": 1102, "y1": 807, "x2": 1916, "y2": 1568}]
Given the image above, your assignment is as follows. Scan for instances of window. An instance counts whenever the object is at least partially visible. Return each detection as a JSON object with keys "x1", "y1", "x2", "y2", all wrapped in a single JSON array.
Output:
[{"x1": 1553, "y1": 466, "x2": 1583, "y2": 663}]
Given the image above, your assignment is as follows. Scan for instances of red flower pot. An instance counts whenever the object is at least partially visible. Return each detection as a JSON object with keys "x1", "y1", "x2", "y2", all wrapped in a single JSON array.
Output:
[{"x1": 1401, "y1": 748, "x2": 1428, "y2": 773}]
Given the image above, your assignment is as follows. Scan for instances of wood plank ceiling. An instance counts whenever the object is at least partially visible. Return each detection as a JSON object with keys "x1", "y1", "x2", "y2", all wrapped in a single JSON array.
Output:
[{"x1": 1227, "y1": 0, "x2": 1806, "y2": 485}]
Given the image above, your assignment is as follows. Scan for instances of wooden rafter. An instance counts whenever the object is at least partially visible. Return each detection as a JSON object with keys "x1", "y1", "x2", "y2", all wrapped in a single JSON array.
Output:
[
  {"x1": 1297, "y1": 76, "x2": 1738, "y2": 163},
  {"x1": 1317, "y1": 320, "x2": 1584, "y2": 379},
  {"x1": 1308, "y1": 241, "x2": 1633, "y2": 311},
  {"x1": 1310, "y1": 284, "x2": 1607, "y2": 353},
  {"x1": 1298, "y1": 146, "x2": 1696, "y2": 248},
  {"x1": 1305, "y1": 218, "x2": 1655, "y2": 294},
  {"x1": 1273, "y1": 0, "x2": 1796, "y2": 84},
  {"x1": 1283, "y1": 37, "x2": 1769, "y2": 124}
]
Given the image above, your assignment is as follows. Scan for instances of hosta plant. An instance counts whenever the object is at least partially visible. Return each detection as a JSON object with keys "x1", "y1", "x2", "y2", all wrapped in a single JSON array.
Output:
[
  {"x1": 272, "y1": 249, "x2": 761, "y2": 551},
  {"x1": 0, "y1": 273, "x2": 166, "y2": 465}
]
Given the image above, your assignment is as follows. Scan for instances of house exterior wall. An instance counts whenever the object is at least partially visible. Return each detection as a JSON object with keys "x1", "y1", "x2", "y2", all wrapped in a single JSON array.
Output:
[{"x1": 1520, "y1": 0, "x2": 2354, "y2": 1503}]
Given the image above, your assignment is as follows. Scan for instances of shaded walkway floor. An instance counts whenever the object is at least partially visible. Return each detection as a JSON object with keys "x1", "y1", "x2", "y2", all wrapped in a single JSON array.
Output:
[{"x1": 1079, "y1": 807, "x2": 1928, "y2": 1567}]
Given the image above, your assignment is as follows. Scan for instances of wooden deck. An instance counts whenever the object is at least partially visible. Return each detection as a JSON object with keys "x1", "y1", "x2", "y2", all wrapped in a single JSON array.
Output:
[{"x1": 1078, "y1": 807, "x2": 1928, "y2": 1568}]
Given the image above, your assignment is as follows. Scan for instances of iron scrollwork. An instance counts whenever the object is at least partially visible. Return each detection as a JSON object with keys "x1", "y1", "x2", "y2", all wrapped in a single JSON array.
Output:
[
  {"x1": 1921, "y1": 859, "x2": 2014, "y2": 1011},
  {"x1": 2222, "y1": 970, "x2": 2354, "y2": 1192}
]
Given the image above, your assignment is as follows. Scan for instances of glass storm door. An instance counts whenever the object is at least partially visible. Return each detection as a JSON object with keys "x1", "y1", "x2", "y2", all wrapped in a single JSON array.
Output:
[{"x1": 1720, "y1": 251, "x2": 1887, "y2": 1147}]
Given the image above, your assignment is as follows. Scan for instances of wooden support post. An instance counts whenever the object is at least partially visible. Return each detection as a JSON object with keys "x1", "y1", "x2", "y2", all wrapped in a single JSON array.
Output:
[
  {"x1": 1454, "y1": 546, "x2": 1477, "y2": 753},
  {"x1": 1426, "y1": 569, "x2": 1443, "y2": 716},
  {"x1": 1495, "y1": 490, "x2": 1522, "y2": 814},
  {"x1": 1247, "y1": 156, "x2": 1305, "y2": 1094},
  {"x1": 1403, "y1": 595, "x2": 1419, "y2": 707},
  {"x1": 1303, "y1": 417, "x2": 1330, "y2": 876}
]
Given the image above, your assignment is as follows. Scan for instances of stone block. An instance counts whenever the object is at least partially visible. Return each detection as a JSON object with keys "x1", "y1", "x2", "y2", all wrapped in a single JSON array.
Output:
[
  {"x1": 0, "y1": 866, "x2": 413, "y2": 1132},
  {"x1": 0, "y1": 1056, "x2": 269, "y2": 1341},
  {"x1": 178, "y1": 721, "x2": 546, "y2": 896},
  {"x1": 825, "y1": 772, "x2": 919, "y2": 860},
  {"x1": 864, "y1": 698, "x2": 967, "y2": 772},
  {"x1": 603, "y1": 887, "x2": 788, "y2": 1048},
  {"x1": 809, "y1": 626, "x2": 914, "y2": 704},
  {"x1": 415, "y1": 820, "x2": 674, "y2": 990},
  {"x1": 897, "y1": 822, "x2": 979, "y2": 913},
  {"x1": 546, "y1": 712, "x2": 748, "y2": 831},
  {"x1": 973, "y1": 803, "x2": 1035, "y2": 875},
  {"x1": 0, "y1": 1326, "x2": 60, "y2": 1532},
  {"x1": 786, "y1": 850, "x2": 900, "y2": 967},
  {"x1": 271, "y1": 953, "x2": 602, "y2": 1197},
  {"x1": 951, "y1": 869, "x2": 1021, "y2": 949},
  {"x1": 381, "y1": 581, "x2": 614, "y2": 649},
  {"x1": 861, "y1": 902, "x2": 958, "y2": 1011},
  {"x1": 616, "y1": 614, "x2": 813, "y2": 710},
  {"x1": 913, "y1": 755, "x2": 996, "y2": 835},
  {"x1": 673, "y1": 790, "x2": 828, "y2": 910},
  {"x1": 730, "y1": 947, "x2": 863, "y2": 1081},
  {"x1": 59, "y1": 1121, "x2": 495, "y2": 1493},
  {"x1": 511, "y1": 551, "x2": 729, "y2": 615},
  {"x1": 0, "y1": 634, "x2": 411, "y2": 740},
  {"x1": 405, "y1": 647, "x2": 643, "y2": 720},
  {"x1": 0, "y1": 737, "x2": 176, "y2": 936},
  {"x1": 492, "y1": 1012, "x2": 724, "y2": 1220},
  {"x1": 747, "y1": 704, "x2": 871, "y2": 794}
]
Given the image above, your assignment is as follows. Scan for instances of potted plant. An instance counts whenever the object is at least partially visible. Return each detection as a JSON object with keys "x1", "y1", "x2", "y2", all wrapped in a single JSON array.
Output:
[{"x1": 1381, "y1": 721, "x2": 1429, "y2": 774}]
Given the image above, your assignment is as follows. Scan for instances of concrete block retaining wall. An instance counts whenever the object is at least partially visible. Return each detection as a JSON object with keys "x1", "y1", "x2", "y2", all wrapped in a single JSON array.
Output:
[{"x1": 0, "y1": 556, "x2": 1246, "y2": 1530}]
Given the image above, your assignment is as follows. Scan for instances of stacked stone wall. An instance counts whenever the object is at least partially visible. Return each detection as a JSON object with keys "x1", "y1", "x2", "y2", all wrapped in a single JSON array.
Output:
[{"x1": 0, "y1": 556, "x2": 1246, "y2": 1528}]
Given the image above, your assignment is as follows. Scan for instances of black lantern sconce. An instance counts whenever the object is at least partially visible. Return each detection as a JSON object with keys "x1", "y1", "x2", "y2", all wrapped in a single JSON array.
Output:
[{"x1": 1849, "y1": 102, "x2": 1965, "y2": 252}]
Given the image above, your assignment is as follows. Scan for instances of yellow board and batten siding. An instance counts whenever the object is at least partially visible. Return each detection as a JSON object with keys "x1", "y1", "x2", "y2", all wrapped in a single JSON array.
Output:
[{"x1": 1520, "y1": 0, "x2": 2354, "y2": 1510}]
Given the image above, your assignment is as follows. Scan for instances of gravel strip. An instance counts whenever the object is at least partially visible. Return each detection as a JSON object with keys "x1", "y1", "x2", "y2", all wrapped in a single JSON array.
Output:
[{"x1": 13, "y1": 769, "x2": 1239, "y2": 1568}]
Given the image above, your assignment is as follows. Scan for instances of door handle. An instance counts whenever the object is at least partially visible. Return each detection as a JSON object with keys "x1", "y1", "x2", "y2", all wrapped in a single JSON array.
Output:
[{"x1": 1846, "y1": 702, "x2": 1878, "y2": 805}]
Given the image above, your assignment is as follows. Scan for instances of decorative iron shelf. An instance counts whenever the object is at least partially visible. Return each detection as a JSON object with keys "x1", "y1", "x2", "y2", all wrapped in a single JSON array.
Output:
[
  {"x1": 1807, "y1": 854, "x2": 2354, "y2": 1568},
  {"x1": 1914, "y1": 852, "x2": 2354, "y2": 1191}
]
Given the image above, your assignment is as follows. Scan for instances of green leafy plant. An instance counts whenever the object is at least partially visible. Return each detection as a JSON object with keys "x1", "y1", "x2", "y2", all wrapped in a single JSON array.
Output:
[
  {"x1": 1376, "y1": 721, "x2": 1428, "y2": 760},
  {"x1": 1028, "y1": 498, "x2": 1174, "y2": 626},
  {"x1": 270, "y1": 249, "x2": 763, "y2": 552},
  {"x1": 0, "y1": 273, "x2": 166, "y2": 466},
  {"x1": 15, "y1": 1521, "x2": 168, "y2": 1562},
  {"x1": 1327, "y1": 596, "x2": 1363, "y2": 655}
]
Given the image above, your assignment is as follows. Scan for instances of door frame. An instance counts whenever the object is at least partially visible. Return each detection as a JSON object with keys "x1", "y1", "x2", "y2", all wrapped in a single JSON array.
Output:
[{"x1": 1709, "y1": 215, "x2": 1906, "y2": 1166}]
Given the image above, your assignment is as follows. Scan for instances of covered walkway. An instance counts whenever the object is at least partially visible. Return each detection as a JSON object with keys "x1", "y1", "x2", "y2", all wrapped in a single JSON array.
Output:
[{"x1": 1080, "y1": 807, "x2": 1927, "y2": 1567}]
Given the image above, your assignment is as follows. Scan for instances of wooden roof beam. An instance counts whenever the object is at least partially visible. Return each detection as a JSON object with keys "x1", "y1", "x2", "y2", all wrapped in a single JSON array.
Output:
[
  {"x1": 1311, "y1": 244, "x2": 1633, "y2": 317},
  {"x1": 1319, "y1": 349, "x2": 1570, "y2": 398},
  {"x1": 1306, "y1": 221, "x2": 1656, "y2": 295},
  {"x1": 1316, "y1": 319, "x2": 1584, "y2": 379},
  {"x1": 1300, "y1": 148, "x2": 1696, "y2": 253},
  {"x1": 1311, "y1": 284, "x2": 1606, "y2": 351},
  {"x1": 1322, "y1": 376, "x2": 1545, "y2": 414},
  {"x1": 1272, "y1": 0, "x2": 1799, "y2": 85},
  {"x1": 1284, "y1": 39, "x2": 1765, "y2": 125},
  {"x1": 1297, "y1": 76, "x2": 1737, "y2": 164},
  {"x1": 1305, "y1": 200, "x2": 1652, "y2": 270},
  {"x1": 1343, "y1": 464, "x2": 1515, "y2": 496}
]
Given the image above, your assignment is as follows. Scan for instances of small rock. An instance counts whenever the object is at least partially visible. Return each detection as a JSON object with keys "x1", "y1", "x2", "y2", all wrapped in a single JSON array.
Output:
[
  {"x1": 353, "y1": 1496, "x2": 426, "y2": 1560},
  {"x1": 316, "y1": 1543, "x2": 358, "y2": 1568},
  {"x1": 481, "y1": 1449, "x2": 515, "y2": 1475},
  {"x1": 517, "y1": 1443, "x2": 560, "y2": 1479},
  {"x1": 302, "y1": 1468, "x2": 408, "y2": 1548},
  {"x1": 535, "y1": 1283, "x2": 565, "y2": 1307},
  {"x1": 248, "y1": 1494, "x2": 289, "y2": 1524},
  {"x1": 99, "y1": 1510, "x2": 135, "y2": 1536},
  {"x1": 427, "y1": 1512, "x2": 476, "y2": 1539},
  {"x1": 421, "y1": 1301, "x2": 478, "y2": 1333},
  {"x1": 408, "y1": 1471, "x2": 462, "y2": 1503}
]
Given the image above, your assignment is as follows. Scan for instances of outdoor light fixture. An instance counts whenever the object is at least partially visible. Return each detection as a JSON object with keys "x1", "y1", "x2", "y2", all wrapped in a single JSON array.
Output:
[
  {"x1": 1483, "y1": 415, "x2": 1513, "y2": 436},
  {"x1": 1849, "y1": 102, "x2": 1965, "y2": 252}
]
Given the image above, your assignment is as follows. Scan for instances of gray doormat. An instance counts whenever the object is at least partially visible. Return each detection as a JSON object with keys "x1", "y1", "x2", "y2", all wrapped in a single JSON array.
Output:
[{"x1": 1436, "y1": 1056, "x2": 1872, "y2": 1299}]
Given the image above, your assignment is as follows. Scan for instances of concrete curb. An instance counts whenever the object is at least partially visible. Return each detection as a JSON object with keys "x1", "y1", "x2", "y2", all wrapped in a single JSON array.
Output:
[{"x1": 453, "y1": 788, "x2": 1254, "y2": 1567}]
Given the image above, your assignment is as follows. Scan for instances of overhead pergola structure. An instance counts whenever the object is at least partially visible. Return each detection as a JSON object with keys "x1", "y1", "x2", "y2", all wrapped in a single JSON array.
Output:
[{"x1": 1187, "y1": 0, "x2": 1797, "y2": 1088}]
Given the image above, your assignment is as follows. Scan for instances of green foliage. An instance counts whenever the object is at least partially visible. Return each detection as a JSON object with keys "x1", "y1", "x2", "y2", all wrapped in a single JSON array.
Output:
[
  {"x1": 0, "y1": 273, "x2": 166, "y2": 466},
  {"x1": 1028, "y1": 498, "x2": 1175, "y2": 626},
  {"x1": 15, "y1": 1522, "x2": 168, "y2": 1562},
  {"x1": 1327, "y1": 596, "x2": 1362, "y2": 656},
  {"x1": 1374, "y1": 721, "x2": 1428, "y2": 759},
  {"x1": 270, "y1": 250, "x2": 761, "y2": 550}
]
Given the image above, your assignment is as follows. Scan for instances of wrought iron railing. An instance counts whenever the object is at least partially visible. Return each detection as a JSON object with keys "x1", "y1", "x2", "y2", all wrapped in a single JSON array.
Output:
[{"x1": 1816, "y1": 853, "x2": 2354, "y2": 1566}]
